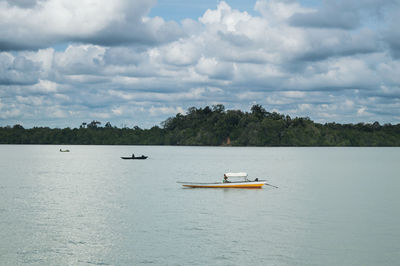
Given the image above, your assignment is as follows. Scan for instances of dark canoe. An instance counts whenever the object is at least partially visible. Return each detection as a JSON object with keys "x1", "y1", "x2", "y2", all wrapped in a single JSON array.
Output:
[{"x1": 121, "y1": 156, "x2": 148, "y2": 160}]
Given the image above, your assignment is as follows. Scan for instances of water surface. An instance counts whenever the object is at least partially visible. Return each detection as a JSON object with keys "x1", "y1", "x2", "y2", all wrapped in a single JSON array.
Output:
[{"x1": 0, "y1": 145, "x2": 399, "y2": 265}]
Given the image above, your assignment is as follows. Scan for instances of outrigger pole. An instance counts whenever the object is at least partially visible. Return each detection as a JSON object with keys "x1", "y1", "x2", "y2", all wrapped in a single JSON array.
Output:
[{"x1": 265, "y1": 183, "x2": 278, "y2": 188}]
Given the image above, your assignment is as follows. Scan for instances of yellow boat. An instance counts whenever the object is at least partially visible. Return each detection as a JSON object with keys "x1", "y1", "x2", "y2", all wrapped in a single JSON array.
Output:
[{"x1": 177, "y1": 172, "x2": 271, "y2": 189}]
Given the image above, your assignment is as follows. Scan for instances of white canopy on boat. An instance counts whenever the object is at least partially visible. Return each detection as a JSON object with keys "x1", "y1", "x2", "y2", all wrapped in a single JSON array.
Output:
[{"x1": 224, "y1": 172, "x2": 248, "y2": 178}]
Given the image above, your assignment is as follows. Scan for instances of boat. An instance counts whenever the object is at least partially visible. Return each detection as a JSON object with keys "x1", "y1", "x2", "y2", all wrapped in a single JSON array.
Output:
[
  {"x1": 59, "y1": 149, "x2": 70, "y2": 152},
  {"x1": 177, "y1": 172, "x2": 270, "y2": 189},
  {"x1": 121, "y1": 154, "x2": 148, "y2": 160}
]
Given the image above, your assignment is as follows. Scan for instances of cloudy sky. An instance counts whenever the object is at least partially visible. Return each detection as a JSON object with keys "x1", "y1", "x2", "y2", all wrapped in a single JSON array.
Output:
[{"x1": 1, "y1": 0, "x2": 400, "y2": 128}]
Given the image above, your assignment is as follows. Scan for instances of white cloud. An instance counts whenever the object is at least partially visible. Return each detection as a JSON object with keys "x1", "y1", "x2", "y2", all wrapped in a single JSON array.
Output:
[
  {"x1": 357, "y1": 107, "x2": 367, "y2": 115},
  {"x1": 195, "y1": 56, "x2": 234, "y2": 80},
  {"x1": 0, "y1": 107, "x2": 21, "y2": 119},
  {"x1": 298, "y1": 103, "x2": 311, "y2": 111},
  {"x1": 16, "y1": 95, "x2": 45, "y2": 106},
  {"x1": 255, "y1": 0, "x2": 311, "y2": 23},
  {"x1": 162, "y1": 40, "x2": 200, "y2": 66},
  {"x1": 0, "y1": 52, "x2": 40, "y2": 85},
  {"x1": 1, "y1": 0, "x2": 400, "y2": 127},
  {"x1": 289, "y1": 0, "x2": 396, "y2": 30},
  {"x1": 30, "y1": 79, "x2": 58, "y2": 93},
  {"x1": 342, "y1": 99, "x2": 354, "y2": 109},
  {"x1": 281, "y1": 91, "x2": 306, "y2": 98},
  {"x1": 0, "y1": 0, "x2": 183, "y2": 50},
  {"x1": 200, "y1": 1, "x2": 251, "y2": 32},
  {"x1": 149, "y1": 106, "x2": 184, "y2": 116},
  {"x1": 54, "y1": 44, "x2": 106, "y2": 75},
  {"x1": 112, "y1": 107, "x2": 123, "y2": 116}
]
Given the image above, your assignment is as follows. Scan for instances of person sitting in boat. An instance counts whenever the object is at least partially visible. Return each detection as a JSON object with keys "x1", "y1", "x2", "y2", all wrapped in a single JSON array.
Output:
[
  {"x1": 132, "y1": 153, "x2": 135, "y2": 158},
  {"x1": 223, "y1": 174, "x2": 230, "y2": 183}
]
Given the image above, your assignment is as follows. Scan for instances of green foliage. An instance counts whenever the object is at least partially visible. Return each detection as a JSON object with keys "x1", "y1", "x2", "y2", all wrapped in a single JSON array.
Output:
[{"x1": 0, "y1": 105, "x2": 399, "y2": 146}]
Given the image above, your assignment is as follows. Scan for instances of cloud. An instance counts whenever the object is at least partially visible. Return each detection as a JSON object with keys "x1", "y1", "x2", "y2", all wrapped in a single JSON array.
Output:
[
  {"x1": 30, "y1": 79, "x2": 58, "y2": 93},
  {"x1": 293, "y1": 29, "x2": 379, "y2": 62},
  {"x1": 0, "y1": 106, "x2": 21, "y2": 119},
  {"x1": 195, "y1": 57, "x2": 234, "y2": 80},
  {"x1": 0, "y1": 0, "x2": 183, "y2": 51},
  {"x1": 289, "y1": 8, "x2": 360, "y2": 30},
  {"x1": 53, "y1": 45, "x2": 106, "y2": 75},
  {"x1": 5, "y1": 0, "x2": 40, "y2": 8},
  {"x1": 382, "y1": 6, "x2": 400, "y2": 58},
  {"x1": 289, "y1": 0, "x2": 396, "y2": 29},
  {"x1": 103, "y1": 47, "x2": 148, "y2": 66},
  {"x1": 0, "y1": 52, "x2": 40, "y2": 85},
  {"x1": 1, "y1": 0, "x2": 400, "y2": 128},
  {"x1": 149, "y1": 106, "x2": 185, "y2": 116}
]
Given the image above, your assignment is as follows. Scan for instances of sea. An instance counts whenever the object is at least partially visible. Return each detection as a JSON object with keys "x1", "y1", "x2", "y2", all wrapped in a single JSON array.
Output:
[{"x1": 0, "y1": 145, "x2": 399, "y2": 265}]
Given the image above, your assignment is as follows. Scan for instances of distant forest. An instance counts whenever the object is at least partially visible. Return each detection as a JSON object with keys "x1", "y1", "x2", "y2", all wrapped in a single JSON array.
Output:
[{"x1": 1, "y1": 104, "x2": 400, "y2": 146}]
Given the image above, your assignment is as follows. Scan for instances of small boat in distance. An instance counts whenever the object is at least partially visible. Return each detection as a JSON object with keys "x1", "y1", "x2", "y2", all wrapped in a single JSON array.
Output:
[
  {"x1": 177, "y1": 172, "x2": 272, "y2": 189},
  {"x1": 59, "y1": 149, "x2": 70, "y2": 152},
  {"x1": 121, "y1": 154, "x2": 148, "y2": 160}
]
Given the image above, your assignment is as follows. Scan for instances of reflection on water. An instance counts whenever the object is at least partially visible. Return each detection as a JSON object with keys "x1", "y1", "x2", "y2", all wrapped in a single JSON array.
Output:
[{"x1": 0, "y1": 145, "x2": 399, "y2": 265}]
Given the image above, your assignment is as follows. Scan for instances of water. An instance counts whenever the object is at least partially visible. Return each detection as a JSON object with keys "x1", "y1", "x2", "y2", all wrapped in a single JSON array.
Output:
[{"x1": 0, "y1": 145, "x2": 399, "y2": 265}]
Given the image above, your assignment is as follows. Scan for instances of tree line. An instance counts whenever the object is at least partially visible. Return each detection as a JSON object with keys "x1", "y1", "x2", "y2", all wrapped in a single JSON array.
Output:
[{"x1": 1, "y1": 104, "x2": 399, "y2": 146}]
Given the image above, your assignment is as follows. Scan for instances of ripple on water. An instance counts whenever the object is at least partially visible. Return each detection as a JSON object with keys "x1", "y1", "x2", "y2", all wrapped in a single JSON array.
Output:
[
  {"x1": 78, "y1": 260, "x2": 110, "y2": 265},
  {"x1": 138, "y1": 259, "x2": 156, "y2": 264}
]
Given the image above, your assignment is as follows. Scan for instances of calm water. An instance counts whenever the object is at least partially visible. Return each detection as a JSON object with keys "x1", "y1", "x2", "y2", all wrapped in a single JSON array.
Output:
[{"x1": 0, "y1": 145, "x2": 399, "y2": 265}]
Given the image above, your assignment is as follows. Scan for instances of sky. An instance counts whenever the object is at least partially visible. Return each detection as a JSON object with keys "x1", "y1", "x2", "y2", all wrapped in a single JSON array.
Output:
[{"x1": 1, "y1": 0, "x2": 400, "y2": 128}]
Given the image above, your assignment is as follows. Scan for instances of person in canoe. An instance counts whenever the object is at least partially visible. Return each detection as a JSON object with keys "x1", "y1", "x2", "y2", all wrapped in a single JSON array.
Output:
[
  {"x1": 223, "y1": 174, "x2": 230, "y2": 183},
  {"x1": 132, "y1": 153, "x2": 135, "y2": 158}
]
